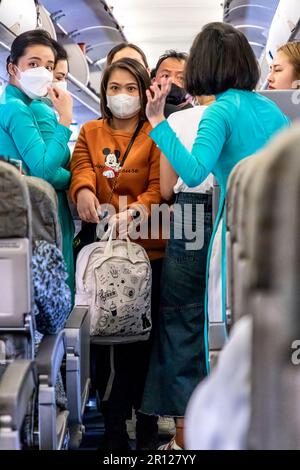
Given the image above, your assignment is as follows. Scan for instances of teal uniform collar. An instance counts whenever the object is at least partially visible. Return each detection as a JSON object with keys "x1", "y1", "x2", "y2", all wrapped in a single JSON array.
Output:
[{"x1": 5, "y1": 84, "x2": 31, "y2": 105}]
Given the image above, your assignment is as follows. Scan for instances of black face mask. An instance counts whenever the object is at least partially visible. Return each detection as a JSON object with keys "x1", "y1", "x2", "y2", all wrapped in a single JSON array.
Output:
[{"x1": 165, "y1": 82, "x2": 187, "y2": 106}]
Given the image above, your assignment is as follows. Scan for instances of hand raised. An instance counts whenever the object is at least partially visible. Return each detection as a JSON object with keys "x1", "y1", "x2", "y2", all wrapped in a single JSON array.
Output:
[{"x1": 146, "y1": 78, "x2": 172, "y2": 127}]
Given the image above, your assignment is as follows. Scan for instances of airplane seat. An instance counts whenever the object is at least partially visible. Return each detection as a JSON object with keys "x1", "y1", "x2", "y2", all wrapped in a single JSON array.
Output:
[
  {"x1": 0, "y1": 161, "x2": 68, "y2": 450},
  {"x1": 26, "y1": 176, "x2": 62, "y2": 250},
  {"x1": 0, "y1": 360, "x2": 37, "y2": 450},
  {"x1": 209, "y1": 157, "x2": 257, "y2": 365},
  {"x1": 228, "y1": 154, "x2": 264, "y2": 325},
  {"x1": 25, "y1": 175, "x2": 90, "y2": 448},
  {"x1": 0, "y1": 161, "x2": 37, "y2": 449},
  {"x1": 226, "y1": 158, "x2": 248, "y2": 329},
  {"x1": 185, "y1": 125, "x2": 300, "y2": 450},
  {"x1": 0, "y1": 161, "x2": 34, "y2": 361},
  {"x1": 244, "y1": 123, "x2": 300, "y2": 449}
]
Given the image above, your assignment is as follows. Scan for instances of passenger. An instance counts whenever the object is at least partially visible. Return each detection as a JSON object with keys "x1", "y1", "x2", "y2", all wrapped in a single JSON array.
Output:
[
  {"x1": 70, "y1": 58, "x2": 165, "y2": 450},
  {"x1": 145, "y1": 21, "x2": 290, "y2": 428},
  {"x1": 153, "y1": 50, "x2": 193, "y2": 117},
  {"x1": 267, "y1": 41, "x2": 300, "y2": 89},
  {"x1": 30, "y1": 40, "x2": 75, "y2": 297},
  {"x1": 0, "y1": 31, "x2": 73, "y2": 239},
  {"x1": 106, "y1": 42, "x2": 150, "y2": 72},
  {"x1": 141, "y1": 96, "x2": 215, "y2": 450}
]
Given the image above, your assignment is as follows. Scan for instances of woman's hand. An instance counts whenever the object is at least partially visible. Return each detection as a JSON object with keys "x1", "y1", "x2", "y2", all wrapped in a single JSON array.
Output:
[
  {"x1": 108, "y1": 210, "x2": 134, "y2": 239},
  {"x1": 146, "y1": 78, "x2": 172, "y2": 128},
  {"x1": 47, "y1": 86, "x2": 73, "y2": 127},
  {"x1": 76, "y1": 188, "x2": 100, "y2": 223}
]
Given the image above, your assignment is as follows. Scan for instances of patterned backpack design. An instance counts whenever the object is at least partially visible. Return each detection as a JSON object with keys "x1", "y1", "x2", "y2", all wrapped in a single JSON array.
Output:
[{"x1": 75, "y1": 230, "x2": 152, "y2": 342}]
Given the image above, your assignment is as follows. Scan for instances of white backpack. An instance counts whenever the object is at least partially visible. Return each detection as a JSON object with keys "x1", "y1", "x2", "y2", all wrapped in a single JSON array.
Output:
[{"x1": 75, "y1": 229, "x2": 152, "y2": 343}]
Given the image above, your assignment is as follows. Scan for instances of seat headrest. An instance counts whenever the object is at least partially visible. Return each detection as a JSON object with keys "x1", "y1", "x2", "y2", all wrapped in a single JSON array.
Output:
[
  {"x1": 25, "y1": 176, "x2": 62, "y2": 250},
  {"x1": 0, "y1": 161, "x2": 31, "y2": 239}
]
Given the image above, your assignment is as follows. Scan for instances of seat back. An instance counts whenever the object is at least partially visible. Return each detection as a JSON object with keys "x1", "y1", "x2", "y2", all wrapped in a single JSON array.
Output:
[
  {"x1": 0, "y1": 162, "x2": 34, "y2": 360},
  {"x1": 226, "y1": 158, "x2": 251, "y2": 327},
  {"x1": 258, "y1": 89, "x2": 300, "y2": 122},
  {"x1": 0, "y1": 360, "x2": 37, "y2": 450},
  {"x1": 26, "y1": 176, "x2": 62, "y2": 250},
  {"x1": 245, "y1": 123, "x2": 300, "y2": 449}
]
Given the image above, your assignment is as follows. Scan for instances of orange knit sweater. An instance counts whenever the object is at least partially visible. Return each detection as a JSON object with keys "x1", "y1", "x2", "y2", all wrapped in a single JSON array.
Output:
[{"x1": 70, "y1": 119, "x2": 165, "y2": 260}]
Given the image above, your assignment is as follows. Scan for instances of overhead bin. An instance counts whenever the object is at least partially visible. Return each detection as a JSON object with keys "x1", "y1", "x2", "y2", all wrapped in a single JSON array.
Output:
[
  {"x1": 0, "y1": 21, "x2": 16, "y2": 84},
  {"x1": 42, "y1": 0, "x2": 125, "y2": 65},
  {"x1": 0, "y1": 0, "x2": 37, "y2": 35},
  {"x1": 223, "y1": 0, "x2": 280, "y2": 57},
  {"x1": 36, "y1": 3, "x2": 57, "y2": 40},
  {"x1": 40, "y1": 0, "x2": 126, "y2": 121},
  {"x1": 0, "y1": 0, "x2": 125, "y2": 123},
  {"x1": 265, "y1": 0, "x2": 300, "y2": 61}
]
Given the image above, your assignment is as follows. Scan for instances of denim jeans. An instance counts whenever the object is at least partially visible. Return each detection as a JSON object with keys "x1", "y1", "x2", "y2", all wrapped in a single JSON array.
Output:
[{"x1": 141, "y1": 192, "x2": 212, "y2": 417}]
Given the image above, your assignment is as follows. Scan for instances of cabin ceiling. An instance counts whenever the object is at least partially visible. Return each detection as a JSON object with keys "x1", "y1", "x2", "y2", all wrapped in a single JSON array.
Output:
[{"x1": 108, "y1": 0, "x2": 223, "y2": 68}]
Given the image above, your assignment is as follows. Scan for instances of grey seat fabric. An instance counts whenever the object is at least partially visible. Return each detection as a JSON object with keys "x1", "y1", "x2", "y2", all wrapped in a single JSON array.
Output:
[
  {"x1": 26, "y1": 174, "x2": 90, "y2": 448},
  {"x1": 0, "y1": 161, "x2": 69, "y2": 450},
  {"x1": 0, "y1": 162, "x2": 31, "y2": 240},
  {"x1": 26, "y1": 176, "x2": 62, "y2": 250},
  {"x1": 65, "y1": 306, "x2": 90, "y2": 448},
  {"x1": 226, "y1": 154, "x2": 262, "y2": 326},
  {"x1": 226, "y1": 124, "x2": 300, "y2": 449},
  {"x1": 0, "y1": 360, "x2": 37, "y2": 450},
  {"x1": 0, "y1": 162, "x2": 33, "y2": 360},
  {"x1": 245, "y1": 123, "x2": 300, "y2": 450}
]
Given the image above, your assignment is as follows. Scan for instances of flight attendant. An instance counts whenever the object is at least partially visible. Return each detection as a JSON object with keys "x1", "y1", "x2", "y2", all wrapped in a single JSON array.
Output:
[{"x1": 143, "y1": 22, "x2": 290, "y2": 449}]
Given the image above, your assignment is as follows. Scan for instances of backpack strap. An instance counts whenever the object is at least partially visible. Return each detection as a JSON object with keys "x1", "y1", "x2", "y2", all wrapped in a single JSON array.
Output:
[{"x1": 107, "y1": 120, "x2": 144, "y2": 204}]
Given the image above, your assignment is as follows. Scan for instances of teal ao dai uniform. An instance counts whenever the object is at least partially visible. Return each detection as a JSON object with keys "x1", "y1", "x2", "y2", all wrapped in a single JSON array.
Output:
[{"x1": 149, "y1": 89, "x2": 290, "y2": 371}]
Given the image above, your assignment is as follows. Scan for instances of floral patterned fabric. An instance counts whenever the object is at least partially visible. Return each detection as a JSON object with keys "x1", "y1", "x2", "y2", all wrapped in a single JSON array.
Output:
[{"x1": 32, "y1": 240, "x2": 71, "y2": 335}]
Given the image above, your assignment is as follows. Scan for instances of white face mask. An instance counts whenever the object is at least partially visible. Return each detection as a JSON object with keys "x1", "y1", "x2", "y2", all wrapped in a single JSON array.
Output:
[
  {"x1": 52, "y1": 81, "x2": 68, "y2": 92},
  {"x1": 17, "y1": 66, "x2": 53, "y2": 100},
  {"x1": 106, "y1": 94, "x2": 141, "y2": 119}
]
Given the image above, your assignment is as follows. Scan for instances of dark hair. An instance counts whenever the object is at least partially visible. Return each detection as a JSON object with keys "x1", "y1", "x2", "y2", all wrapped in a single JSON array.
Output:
[
  {"x1": 106, "y1": 43, "x2": 149, "y2": 69},
  {"x1": 185, "y1": 22, "x2": 260, "y2": 96},
  {"x1": 6, "y1": 29, "x2": 57, "y2": 73},
  {"x1": 51, "y1": 39, "x2": 68, "y2": 63},
  {"x1": 100, "y1": 58, "x2": 151, "y2": 120},
  {"x1": 155, "y1": 50, "x2": 188, "y2": 73},
  {"x1": 150, "y1": 68, "x2": 156, "y2": 80}
]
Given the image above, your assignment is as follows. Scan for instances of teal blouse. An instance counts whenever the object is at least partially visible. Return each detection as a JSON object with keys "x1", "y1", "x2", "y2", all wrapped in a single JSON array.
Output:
[
  {"x1": 0, "y1": 84, "x2": 71, "y2": 188},
  {"x1": 150, "y1": 89, "x2": 290, "y2": 193},
  {"x1": 30, "y1": 99, "x2": 71, "y2": 189}
]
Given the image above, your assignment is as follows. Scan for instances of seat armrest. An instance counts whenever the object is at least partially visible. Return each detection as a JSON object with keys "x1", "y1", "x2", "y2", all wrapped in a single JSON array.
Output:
[
  {"x1": 0, "y1": 360, "x2": 36, "y2": 430},
  {"x1": 35, "y1": 331, "x2": 65, "y2": 386},
  {"x1": 66, "y1": 307, "x2": 89, "y2": 329}
]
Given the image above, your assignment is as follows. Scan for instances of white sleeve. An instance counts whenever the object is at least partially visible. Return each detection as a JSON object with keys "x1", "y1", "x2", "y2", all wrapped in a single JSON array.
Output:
[{"x1": 185, "y1": 315, "x2": 252, "y2": 450}]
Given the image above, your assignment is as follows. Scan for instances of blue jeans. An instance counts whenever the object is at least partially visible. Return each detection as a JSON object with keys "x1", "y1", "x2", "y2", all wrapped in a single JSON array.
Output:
[{"x1": 141, "y1": 192, "x2": 212, "y2": 417}]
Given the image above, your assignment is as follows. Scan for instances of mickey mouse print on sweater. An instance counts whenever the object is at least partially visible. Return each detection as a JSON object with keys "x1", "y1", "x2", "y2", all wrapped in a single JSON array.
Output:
[{"x1": 102, "y1": 148, "x2": 121, "y2": 178}]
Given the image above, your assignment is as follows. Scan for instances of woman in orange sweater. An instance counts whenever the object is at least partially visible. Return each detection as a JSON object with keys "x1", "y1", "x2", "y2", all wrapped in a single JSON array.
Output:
[{"x1": 70, "y1": 58, "x2": 164, "y2": 450}]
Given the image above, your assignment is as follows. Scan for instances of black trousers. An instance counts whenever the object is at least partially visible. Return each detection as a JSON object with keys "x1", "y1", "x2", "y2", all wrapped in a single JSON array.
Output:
[{"x1": 92, "y1": 258, "x2": 162, "y2": 448}]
